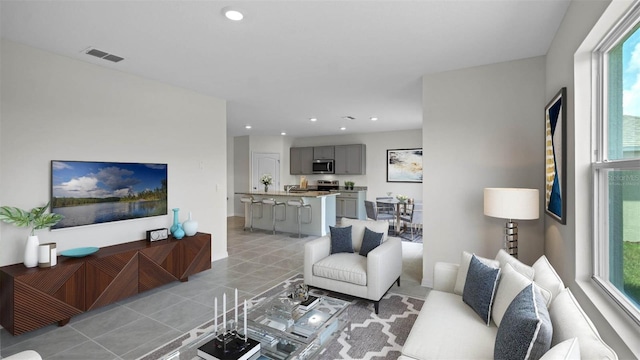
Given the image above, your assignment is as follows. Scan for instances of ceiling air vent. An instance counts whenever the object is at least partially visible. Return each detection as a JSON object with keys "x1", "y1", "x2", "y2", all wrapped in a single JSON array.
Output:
[
  {"x1": 341, "y1": 116, "x2": 356, "y2": 120},
  {"x1": 84, "y1": 47, "x2": 124, "y2": 63}
]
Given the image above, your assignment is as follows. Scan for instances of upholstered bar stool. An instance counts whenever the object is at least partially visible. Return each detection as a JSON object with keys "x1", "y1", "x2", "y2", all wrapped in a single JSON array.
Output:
[
  {"x1": 240, "y1": 196, "x2": 262, "y2": 232},
  {"x1": 261, "y1": 198, "x2": 286, "y2": 234},
  {"x1": 287, "y1": 198, "x2": 312, "y2": 238}
]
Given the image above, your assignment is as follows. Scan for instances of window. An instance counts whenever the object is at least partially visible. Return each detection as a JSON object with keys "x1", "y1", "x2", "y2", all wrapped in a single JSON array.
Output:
[{"x1": 593, "y1": 5, "x2": 640, "y2": 323}]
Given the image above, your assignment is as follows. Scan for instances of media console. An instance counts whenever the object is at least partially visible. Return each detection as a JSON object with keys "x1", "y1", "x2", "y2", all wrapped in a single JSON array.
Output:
[{"x1": 0, "y1": 232, "x2": 211, "y2": 335}]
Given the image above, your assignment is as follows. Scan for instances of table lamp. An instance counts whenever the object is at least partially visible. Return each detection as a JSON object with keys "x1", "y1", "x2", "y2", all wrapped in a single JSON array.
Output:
[{"x1": 483, "y1": 188, "x2": 539, "y2": 258}]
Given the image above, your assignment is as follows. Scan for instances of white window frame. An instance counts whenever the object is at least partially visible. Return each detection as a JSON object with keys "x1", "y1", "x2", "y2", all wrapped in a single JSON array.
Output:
[{"x1": 592, "y1": 2, "x2": 640, "y2": 326}]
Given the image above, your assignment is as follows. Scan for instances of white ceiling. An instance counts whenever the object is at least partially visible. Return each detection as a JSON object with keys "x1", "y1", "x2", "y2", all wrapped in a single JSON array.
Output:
[{"x1": 1, "y1": 1, "x2": 570, "y2": 138}]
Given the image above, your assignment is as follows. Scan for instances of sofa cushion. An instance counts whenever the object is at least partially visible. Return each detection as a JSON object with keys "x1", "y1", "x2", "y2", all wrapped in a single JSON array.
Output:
[
  {"x1": 496, "y1": 249, "x2": 535, "y2": 280},
  {"x1": 312, "y1": 253, "x2": 367, "y2": 286},
  {"x1": 463, "y1": 255, "x2": 501, "y2": 325},
  {"x1": 402, "y1": 290, "x2": 497, "y2": 360},
  {"x1": 540, "y1": 338, "x2": 581, "y2": 360},
  {"x1": 549, "y1": 288, "x2": 617, "y2": 359},
  {"x1": 359, "y1": 227, "x2": 384, "y2": 257},
  {"x1": 533, "y1": 255, "x2": 565, "y2": 303},
  {"x1": 340, "y1": 218, "x2": 389, "y2": 252},
  {"x1": 454, "y1": 251, "x2": 500, "y2": 295},
  {"x1": 330, "y1": 225, "x2": 353, "y2": 254},
  {"x1": 494, "y1": 284, "x2": 552, "y2": 360},
  {"x1": 493, "y1": 263, "x2": 532, "y2": 327}
]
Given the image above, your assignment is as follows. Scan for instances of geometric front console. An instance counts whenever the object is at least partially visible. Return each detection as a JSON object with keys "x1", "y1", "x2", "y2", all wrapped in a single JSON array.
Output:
[{"x1": 0, "y1": 233, "x2": 211, "y2": 335}]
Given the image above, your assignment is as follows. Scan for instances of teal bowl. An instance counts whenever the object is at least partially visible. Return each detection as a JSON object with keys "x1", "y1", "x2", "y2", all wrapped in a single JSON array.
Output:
[{"x1": 60, "y1": 247, "x2": 99, "y2": 258}]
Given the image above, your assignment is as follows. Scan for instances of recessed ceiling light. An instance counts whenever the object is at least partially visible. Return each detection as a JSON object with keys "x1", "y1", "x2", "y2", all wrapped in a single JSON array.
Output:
[
  {"x1": 281, "y1": 132, "x2": 286, "y2": 136},
  {"x1": 309, "y1": 118, "x2": 318, "y2": 122},
  {"x1": 370, "y1": 117, "x2": 378, "y2": 121},
  {"x1": 222, "y1": 7, "x2": 244, "y2": 21},
  {"x1": 245, "y1": 125, "x2": 252, "y2": 129},
  {"x1": 340, "y1": 127, "x2": 346, "y2": 131}
]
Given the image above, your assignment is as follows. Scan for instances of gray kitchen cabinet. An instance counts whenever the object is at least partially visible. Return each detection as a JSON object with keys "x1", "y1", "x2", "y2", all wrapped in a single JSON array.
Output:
[
  {"x1": 335, "y1": 144, "x2": 366, "y2": 175},
  {"x1": 313, "y1": 146, "x2": 335, "y2": 160},
  {"x1": 335, "y1": 190, "x2": 366, "y2": 219},
  {"x1": 290, "y1": 147, "x2": 313, "y2": 175}
]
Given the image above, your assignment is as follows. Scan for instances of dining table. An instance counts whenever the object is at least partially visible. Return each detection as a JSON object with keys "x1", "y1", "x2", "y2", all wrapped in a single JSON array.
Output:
[{"x1": 375, "y1": 198, "x2": 410, "y2": 236}]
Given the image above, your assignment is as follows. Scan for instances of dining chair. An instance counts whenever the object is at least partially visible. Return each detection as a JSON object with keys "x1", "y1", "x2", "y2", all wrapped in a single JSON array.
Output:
[
  {"x1": 365, "y1": 200, "x2": 395, "y2": 222},
  {"x1": 375, "y1": 196, "x2": 395, "y2": 215},
  {"x1": 400, "y1": 202, "x2": 423, "y2": 241}
]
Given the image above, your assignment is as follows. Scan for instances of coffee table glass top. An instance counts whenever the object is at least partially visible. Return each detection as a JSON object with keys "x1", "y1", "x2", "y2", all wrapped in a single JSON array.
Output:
[{"x1": 164, "y1": 290, "x2": 350, "y2": 360}]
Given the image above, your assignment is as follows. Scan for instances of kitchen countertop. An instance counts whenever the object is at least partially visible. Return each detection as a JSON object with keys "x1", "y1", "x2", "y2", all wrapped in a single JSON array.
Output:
[{"x1": 235, "y1": 191, "x2": 339, "y2": 198}]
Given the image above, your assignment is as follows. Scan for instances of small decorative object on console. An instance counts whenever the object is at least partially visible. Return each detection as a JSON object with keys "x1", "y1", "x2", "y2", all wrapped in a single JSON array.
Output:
[
  {"x1": 59, "y1": 246, "x2": 99, "y2": 258},
  {"x1": 182, "y1": 211, "x2": 198, "y2": 236},
  {"x1": 146, "y1": 228, "x2": 169, "y2": 242},
  {"x1": 38, "y1": 242, "x2": 57, "y2": 268},
  {"x1": 173, "y1": 223, "x2": 185, "y2": 239},
  {"x1": 170, "y1": 208, "x2": 180, "y2": 235}
]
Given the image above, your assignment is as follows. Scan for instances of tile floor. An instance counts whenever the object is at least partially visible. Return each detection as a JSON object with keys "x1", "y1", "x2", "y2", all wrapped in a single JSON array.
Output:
[{"x1": 0, "y1": 217, "x2": 427, "y2": 359}]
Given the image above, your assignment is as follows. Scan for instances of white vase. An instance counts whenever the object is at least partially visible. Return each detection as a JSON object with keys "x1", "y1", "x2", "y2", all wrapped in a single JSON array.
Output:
[
  {"x1": 24, "y1": 235, "x2": 39, "y2": 268},
  {"x1": 182, "y1": 211, "x2": 198, "y2": 236}
]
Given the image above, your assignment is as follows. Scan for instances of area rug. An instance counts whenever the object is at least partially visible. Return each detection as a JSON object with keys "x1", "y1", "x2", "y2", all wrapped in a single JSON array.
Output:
[{"x1": 139, "y1": 274, "x2": 423, "y2": 360}]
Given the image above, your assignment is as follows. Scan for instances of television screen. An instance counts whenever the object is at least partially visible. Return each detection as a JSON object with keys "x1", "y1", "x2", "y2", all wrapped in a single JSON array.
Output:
[{"x1": 51, "y1": 160, "x2": 168, "y2": 229}]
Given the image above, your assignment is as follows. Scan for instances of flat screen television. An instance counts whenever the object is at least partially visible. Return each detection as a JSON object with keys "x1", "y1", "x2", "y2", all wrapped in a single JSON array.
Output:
[{"x1": 51, "y1": 160, "x2": 168, "y2": 229}]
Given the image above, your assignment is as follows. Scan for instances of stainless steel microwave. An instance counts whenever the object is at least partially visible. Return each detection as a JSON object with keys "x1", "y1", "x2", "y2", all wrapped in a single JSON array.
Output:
[{"x1": 312, "y1": 159, "x2": 334, "y2": 174}]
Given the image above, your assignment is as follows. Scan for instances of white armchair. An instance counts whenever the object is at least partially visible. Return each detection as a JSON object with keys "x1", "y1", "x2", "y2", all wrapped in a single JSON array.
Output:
[{"x1": 304, "y1": 218, "x2": 403, "y2": 314}]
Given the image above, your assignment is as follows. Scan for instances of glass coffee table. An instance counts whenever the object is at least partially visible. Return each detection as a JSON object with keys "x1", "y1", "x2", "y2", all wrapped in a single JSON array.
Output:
[{"x1": 163, "y1": 290, "x2": 350, "y2": 360}]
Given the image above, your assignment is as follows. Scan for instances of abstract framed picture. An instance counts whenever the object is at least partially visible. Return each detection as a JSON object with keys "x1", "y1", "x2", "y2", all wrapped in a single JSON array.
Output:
[
  {"x1": 545, "y1": 88, "x2": 567, "y2": 224},
  {"x1": 51, "y1": 160, "x2": 168, "y2": 229},
  {"x1": 387, "y1": 148, "x2": 423, "y2": 183}
]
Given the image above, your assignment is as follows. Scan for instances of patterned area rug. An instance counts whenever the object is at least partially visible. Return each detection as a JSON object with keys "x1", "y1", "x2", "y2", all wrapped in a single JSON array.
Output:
[{"x1": 139, "y1": 274, "x2": 423, "y2": 360}]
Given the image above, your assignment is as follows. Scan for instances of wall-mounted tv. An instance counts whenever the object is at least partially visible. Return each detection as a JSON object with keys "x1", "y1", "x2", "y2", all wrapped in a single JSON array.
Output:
[{"x1": 51, "y1": 160, "x2": 168, "y2": 229}]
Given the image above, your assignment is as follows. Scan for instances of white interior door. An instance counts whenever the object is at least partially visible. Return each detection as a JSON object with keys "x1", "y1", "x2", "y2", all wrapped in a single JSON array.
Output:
[{"x1": 252, "y1": 152, "x2": 280, "y2": 191}]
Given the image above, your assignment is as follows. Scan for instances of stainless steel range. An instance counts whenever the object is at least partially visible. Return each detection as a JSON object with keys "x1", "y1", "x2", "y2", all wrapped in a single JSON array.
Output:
[{"x1": 317, "y1": 180, "x2": 339, "y2": 191}]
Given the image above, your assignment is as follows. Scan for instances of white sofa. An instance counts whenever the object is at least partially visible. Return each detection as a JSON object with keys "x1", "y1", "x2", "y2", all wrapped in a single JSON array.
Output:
[
  {"x1": 400, "y1": 251, "x2": 618, "y2": 360},
  {"x1": 304, "y1": 217, "x2": 402, "y2": 314}
]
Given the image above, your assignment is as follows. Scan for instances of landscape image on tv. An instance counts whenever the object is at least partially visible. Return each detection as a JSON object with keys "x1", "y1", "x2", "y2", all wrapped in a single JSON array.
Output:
[{"x1": 51, "y1": 161, "x2": 168, "y2": 229}]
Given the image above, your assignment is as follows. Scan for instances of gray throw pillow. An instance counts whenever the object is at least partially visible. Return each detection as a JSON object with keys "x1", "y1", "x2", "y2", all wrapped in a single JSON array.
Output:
[
  {"x1": 494, "y1": 284, "x2": 552, "y2": 360},
  {"x1": 462, "y1": 255, "x2": 501, "y2": 325},
  {"x1": 330, "y1": 225, "x2": 353, "y2": 254},
  {"x1": 359, "y1": 227, "x2": 384, "y2": 257}
]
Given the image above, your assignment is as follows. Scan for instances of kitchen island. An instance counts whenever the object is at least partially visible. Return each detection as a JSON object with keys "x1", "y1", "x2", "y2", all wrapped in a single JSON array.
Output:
[{"x1": 235, "y1": 191, "x2": 338, "y2": 236}]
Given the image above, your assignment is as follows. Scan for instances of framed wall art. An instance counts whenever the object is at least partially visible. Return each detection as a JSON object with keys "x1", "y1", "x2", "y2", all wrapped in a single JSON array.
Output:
[
  {"x1": 545, "y1": 87, "x2": 567, "y2": 224},
  {"x1": 387, "y1": 148, "x2": 423, "y2": 183},
  {"x1": 51, "y1": 160, "x2": 168, "y2": 229}
]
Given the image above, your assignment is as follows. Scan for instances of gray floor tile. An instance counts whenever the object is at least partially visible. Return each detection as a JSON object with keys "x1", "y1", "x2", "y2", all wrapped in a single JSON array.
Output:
[
  {"x1": 123, "y1": 289, "x2": 187, "y2": 316},
  {"x1": 2, "y1": 326, "x2": 88, "y2": 359},
  {"x1": 93, "y1": 318, "x2": 175, "y2": 356},
  {"x1": 147, "y1": 299, "x2": 214, "y2": 332},
  {"x1": 72, "y1": 305, "x2": 145, "y2": 339},
  {"x1": 48, "y1": 340, "x2": 118, "y2": 360}
]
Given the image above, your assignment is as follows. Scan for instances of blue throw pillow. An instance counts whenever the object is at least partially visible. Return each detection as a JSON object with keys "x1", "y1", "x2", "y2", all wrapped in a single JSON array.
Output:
[
  {"x1": 359, "y1": 227, "x2": 384, "y2": 257},
  {"x1": 462, "y1": 254, "x2": 501, "y2": 325},
  {"x1": 330, "y1": 225, "x2": 353, "y2": 254},
  {"x1": 494, "y1": 284, "x2": 552, "y2": 360}
]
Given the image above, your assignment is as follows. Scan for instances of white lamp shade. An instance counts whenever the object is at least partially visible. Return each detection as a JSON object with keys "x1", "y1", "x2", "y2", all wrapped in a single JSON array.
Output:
[{"x1": 484, "y1": 188, "x2": 539, "y2": 220}]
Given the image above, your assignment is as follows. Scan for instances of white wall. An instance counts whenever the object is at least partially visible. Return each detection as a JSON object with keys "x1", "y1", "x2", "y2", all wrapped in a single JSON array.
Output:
[
  {"x1": 547, "y1": 0, "x2": 635, "y2": 357},
  {"x1": 422, "y1": 56, "x2": 546, "y2": 286},
  {"x1": 227, "y1": 135, "x2": 235, "y2": 216},
  {"x1": 0, "y1": 40, "x2": 229, "y2": 264}
]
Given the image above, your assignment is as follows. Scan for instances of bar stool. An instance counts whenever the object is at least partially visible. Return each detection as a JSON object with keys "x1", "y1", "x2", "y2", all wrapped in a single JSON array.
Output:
[
  {"x1": 261, "y1": 198, "x2": 287, "y2": 235},
  {"x1": 240, "y1": 196, "x2": 262, "y2": 232},
  {"x1": 287, "y1": 198, "x2": 312, "y2": 238}
]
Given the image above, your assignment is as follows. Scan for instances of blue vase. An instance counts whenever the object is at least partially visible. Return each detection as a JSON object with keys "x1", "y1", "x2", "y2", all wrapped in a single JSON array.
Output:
[
  {"x1": 170, "y1": 208, "x2": 180, "y2": 235},
  {"x1": 173, "y1": 223, "x2": 185, "y2": 240}
]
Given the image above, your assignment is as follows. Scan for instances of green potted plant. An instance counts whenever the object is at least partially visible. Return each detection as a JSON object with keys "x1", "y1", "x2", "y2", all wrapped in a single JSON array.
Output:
[{"x1": 0, "y1": 202, "x2": 63, "y2": 268}]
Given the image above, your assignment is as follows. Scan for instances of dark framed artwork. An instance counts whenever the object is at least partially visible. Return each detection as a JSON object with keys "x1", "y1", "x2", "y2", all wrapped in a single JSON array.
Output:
[
  {"x1": 545, "y1": 88, "x2": 567, "y2": 224},
  {"x1": 387, "y1": 148, "x2": 423, "y2": 183},
  {"x1": 51, "y1": 160, "x2": 168, "y2": 229}
]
